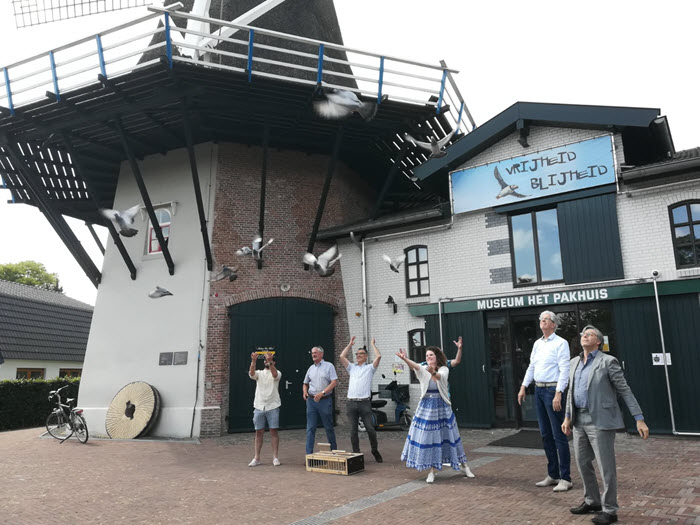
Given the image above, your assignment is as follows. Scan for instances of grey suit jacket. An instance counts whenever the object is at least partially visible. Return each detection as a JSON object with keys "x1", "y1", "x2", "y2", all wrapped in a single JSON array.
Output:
[{"x1": 566, "y1": 352, "x2": 643, "y2": 430}]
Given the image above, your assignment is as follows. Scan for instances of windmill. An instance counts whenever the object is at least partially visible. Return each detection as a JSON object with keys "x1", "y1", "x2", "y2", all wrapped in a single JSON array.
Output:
[{"x1": 12, "y1": 0, "x2": 152, "y2": 29}]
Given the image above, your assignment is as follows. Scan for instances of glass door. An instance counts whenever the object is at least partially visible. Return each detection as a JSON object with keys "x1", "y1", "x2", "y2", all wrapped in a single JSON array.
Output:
[{"x1": 487, "y1": 313, "x2": 516, "y2": 426}]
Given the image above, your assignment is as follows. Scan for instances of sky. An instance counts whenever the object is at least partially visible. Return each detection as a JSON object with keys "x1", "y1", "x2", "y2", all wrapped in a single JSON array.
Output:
[{"x1": 0, "y1": 0, "x2": 698, "y2": 305}]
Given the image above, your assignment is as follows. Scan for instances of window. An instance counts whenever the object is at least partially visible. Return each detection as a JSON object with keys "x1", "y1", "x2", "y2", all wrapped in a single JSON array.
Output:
[
  {"x1": 509, "y1": 208, "x2": 563, "y2": 286},
  {"x1": 59, "y1": 368, "x2": 82, "y2": 378},
  {"x1": 669, "y1": 201, "x2": 700, "y2": 268},
  {"x1": 148, "y1": 207, "x2": 171, "y2": 254},
  {"x1": 405, "y1": 245, "x2": 430, "y2": 297},
  {"x1": 408, "y1": 329, "x2": 426, "y2": 384},
  {"x1": 16, "y1": 368, "x2": 45, "y2": 380}
]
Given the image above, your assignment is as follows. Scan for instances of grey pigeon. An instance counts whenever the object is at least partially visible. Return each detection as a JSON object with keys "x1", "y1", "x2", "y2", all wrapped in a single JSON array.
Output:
[
  {"x1": 236, "y1": 235, "x2": 273, "y2": 261},
  {"x1": 100, "y1": 204, "x2": 141, "y2": 237},
  {"x1": 211, "y1": 265, "x2": 238, "y2": 282},
  {"x1": 404, "y1": 128, "x2": 457, "y2": 158},
  {"x1": 382, "y1": 253, "x2": 406, "y2": 273},
  {"x1": 493, "y1": 166, "x2": 528, "y2": 199},
  {"x1": 148, "y1": 286, "x2": 173, "y2": 299},
  {"x1": 303, "y1": 245, "x2": 342, "y2": 277},
  {"x1": 313, "y1": 88, "x2": 385, "y2": 122}
]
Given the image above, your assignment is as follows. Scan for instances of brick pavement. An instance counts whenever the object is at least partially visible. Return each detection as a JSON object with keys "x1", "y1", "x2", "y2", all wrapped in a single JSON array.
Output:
[{"x1": 0, "y1": 426, "x2": 698, "y2": 524}]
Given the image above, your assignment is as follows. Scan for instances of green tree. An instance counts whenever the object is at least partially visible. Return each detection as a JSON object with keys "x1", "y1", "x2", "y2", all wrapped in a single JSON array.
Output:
[{"x1": 0, "y1": 261, "x2": 63, "y2": 293}]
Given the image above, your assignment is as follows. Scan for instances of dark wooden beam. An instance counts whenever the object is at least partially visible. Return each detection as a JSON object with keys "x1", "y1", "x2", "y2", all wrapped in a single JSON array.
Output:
[
  {"x1": 370, "y1": 145, "x2": 409, "y2": 220},
  {"x1": 63, "y1": 133, "x2": 137, "y2": 280},
  {"x1": 306, "y1": 125, "x2": 344, "y2": 258},
  {"x1": 181, "y1": 104, "x2": 213, "y2": 272},
  {"x1": 257, "y1": 125, "x2": 270, "y2": 270},
  {"x1": 85, "y1": 222, "x2": 105, "y2": 255},
  {"x1": 114, "y1": 118, "x2": 175, "y2": 276},
  {"x1": 0, "y1": 138, "x2": 101, "y2": 287}
]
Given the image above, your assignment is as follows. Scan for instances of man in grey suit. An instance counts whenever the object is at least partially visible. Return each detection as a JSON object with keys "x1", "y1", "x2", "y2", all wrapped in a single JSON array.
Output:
[{"x1": 562, "y1": 325, "x2": 650, "y2": 525}]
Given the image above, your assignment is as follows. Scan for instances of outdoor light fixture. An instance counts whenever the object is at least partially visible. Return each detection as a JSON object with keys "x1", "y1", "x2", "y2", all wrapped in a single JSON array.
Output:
[{"x1": 385, "y1": 295, "x2": 397, "y2": 314}]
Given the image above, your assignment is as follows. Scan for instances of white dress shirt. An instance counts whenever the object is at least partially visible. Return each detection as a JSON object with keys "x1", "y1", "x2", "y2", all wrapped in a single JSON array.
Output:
[
  {"x1": 522, "y1": 332, "x2": 570, "y2": 392},
  {"x1": 345, "y1": 363, "x2": 377, "y2": 399}
]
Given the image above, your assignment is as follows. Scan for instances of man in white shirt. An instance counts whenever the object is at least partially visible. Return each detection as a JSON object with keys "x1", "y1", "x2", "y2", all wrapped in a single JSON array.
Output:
[
  {"x1": 518, "y1": 310, "x2": 572, "y2": 492},
  {"x1": 248, "y1": 352, "x2": 281, "y2": 467},
  {"x1": 339, "y1": 336, "x2": 382, "y2": 462}
]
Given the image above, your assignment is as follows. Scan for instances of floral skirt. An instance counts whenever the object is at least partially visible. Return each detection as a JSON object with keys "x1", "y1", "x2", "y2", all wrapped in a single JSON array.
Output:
[{"x1": 401, "y1": 391, "x2": 467, "y2": 471}]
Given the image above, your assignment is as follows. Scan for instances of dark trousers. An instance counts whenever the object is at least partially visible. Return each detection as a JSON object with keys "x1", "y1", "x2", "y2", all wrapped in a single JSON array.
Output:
[
  {"x1": 535, "y1": 385, "x2": 571, "y2": 481},
  {"x1": 306, "y1": 396, "x2": 336, "y2": 454},
  {"x1": 347, "y1": 399, "x2": 379, "y2": 453}
]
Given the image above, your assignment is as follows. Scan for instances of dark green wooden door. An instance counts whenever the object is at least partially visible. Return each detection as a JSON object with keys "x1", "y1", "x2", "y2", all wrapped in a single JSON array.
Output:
[
  {"x1": 228, "y1": 298, "x2": 334, "y2": 433},
  {"x1": 425, "y1": 311, "x2": 491, "y2": 427}
]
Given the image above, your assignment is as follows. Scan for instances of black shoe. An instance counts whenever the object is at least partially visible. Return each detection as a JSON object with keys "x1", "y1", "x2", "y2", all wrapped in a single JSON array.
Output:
[
  {"x1": 570, "y1": 502, "x2": 603, "y2": 514},
  {"x1": 371, "y1": 450, "x2": 383, "y2": 463},
  {"x1": 591, "y1": 512, "x2": 618, "y2": 524}
]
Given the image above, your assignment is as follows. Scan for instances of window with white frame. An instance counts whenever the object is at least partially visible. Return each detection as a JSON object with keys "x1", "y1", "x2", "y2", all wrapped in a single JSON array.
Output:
[{"x1": 147, "y1": 207, "x2": 171, "y2": 255}]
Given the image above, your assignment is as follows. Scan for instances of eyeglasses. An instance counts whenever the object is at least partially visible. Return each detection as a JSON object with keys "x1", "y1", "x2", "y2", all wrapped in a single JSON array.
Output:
[{"x1": 580, "y1": 332, "x2": 597, "y2": 338}]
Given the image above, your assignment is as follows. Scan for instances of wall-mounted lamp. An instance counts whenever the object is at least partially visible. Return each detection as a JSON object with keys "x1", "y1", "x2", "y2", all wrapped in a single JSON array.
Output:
[{"x1": 385, "y1": 295, "x2": 397, "y2": 314}]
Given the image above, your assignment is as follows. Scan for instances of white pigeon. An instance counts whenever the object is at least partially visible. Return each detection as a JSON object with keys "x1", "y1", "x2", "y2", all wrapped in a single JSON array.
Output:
[
  {"x1": 382, "y1": 254, "x2": 407, "y2": 273},
  {"x1": 148, "y1": 286, "x2": 173, "y2": 299},
  {"x1": 404, "y1": 128, "x2": 457, "y2": 158},
  {"x1": 236, "y1": 235, "x2": 274, "y2": 260},
  {"x1": 100, "y1": 204, "x2": 141, "y2": 237},
  {"x1": 313, "y1": 88, "x2": 384, "y2": 122},
  {"x1": 303, "y1": 245, "x2": 342, "y2": 277},
  {"x1": 210, "y1": 265, "x2": 238, "y2": 282},
  {"x1": 493, "y1": 166, "x2": 528, "y2": 199}
]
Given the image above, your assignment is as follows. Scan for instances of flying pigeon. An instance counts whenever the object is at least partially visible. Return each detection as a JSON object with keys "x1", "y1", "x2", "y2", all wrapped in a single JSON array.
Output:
[
  {"x1": 100, "y1": 204, "x2": 141, "y2": 237},
  {"x1": 493, "y1": 166, "x2": 528, "y2": 199},
  {"x1": 313, "y1": 88, "x2": 385, "y2": 122},
  {"x1": 236, "y1": 235, "x2": 274, "y2": 260},
  {"x1": 148, "y1": 286, "x2": 173, "y2": 299},
  {"x1": 210, "y1": 265, "x2": 238, "y2": 282},
  {"x1": 403, "y1": 128, "x2": 457, "y2": 158},
  {"x1": 303, "y1": 245, "x2": 342, "y2": 277},
  {"x1": 382, "y1": 254, "x2": 406, "y2": 273}
]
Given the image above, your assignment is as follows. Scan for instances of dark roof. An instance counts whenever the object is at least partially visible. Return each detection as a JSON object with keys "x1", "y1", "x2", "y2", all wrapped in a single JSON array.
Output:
[
  {"x1": 412, "y1": 101, "x2": 669, "y2": 184},
  {"x1": 621, "y1": 147, "x2": 700, "y2": 182},
  {"x1": 0, "y1": 280, "x2": 93, "y2": 362}
]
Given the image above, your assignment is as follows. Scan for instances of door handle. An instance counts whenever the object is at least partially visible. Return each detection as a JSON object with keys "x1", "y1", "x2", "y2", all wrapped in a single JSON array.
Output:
[{"x1": 285, "y1": 380, "x2": 293, "y2": 390}]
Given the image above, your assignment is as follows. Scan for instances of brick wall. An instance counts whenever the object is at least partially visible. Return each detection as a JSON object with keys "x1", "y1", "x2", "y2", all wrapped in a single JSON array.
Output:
[{"x1": 201, "y1": 143, "x2": 373, "y2": 436}]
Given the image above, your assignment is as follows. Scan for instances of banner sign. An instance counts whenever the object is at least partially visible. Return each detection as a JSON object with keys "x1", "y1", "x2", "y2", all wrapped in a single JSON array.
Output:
[{"x1": 451, "y1": 135, "x2": 615, "y2": 214}]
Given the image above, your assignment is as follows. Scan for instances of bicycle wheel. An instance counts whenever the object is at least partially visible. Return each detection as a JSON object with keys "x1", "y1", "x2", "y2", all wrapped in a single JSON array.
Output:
[
  {"x1": 72, "y1": 414, "x2": 89, "y2": 444},
  {"x1": 46, "y1": 412, "x2": 71, "y2": 440},
  {"x1": 400, "y1": 412, "x2": 412, "y2": 431}
]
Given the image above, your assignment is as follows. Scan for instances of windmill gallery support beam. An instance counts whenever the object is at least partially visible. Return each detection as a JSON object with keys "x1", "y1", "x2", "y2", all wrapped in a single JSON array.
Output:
[
  {"x1": 181, "y1": 103, "x2": 213, "y2": 271},
  {"x1": 62, "y1": 133, "x2": 137, "y2": 279},
  {"x1": 115, "y1": 118, "x2": 175, "y2": 276},
  {"x1": 0, "y1": 138, "x2": 102, "y2": 287},
  {"x1": 370, "y1": 144, "x2": 409, "y2": 220},
  {"x1": 306, "y1": 126, "x2": 343, "y2": 260}
]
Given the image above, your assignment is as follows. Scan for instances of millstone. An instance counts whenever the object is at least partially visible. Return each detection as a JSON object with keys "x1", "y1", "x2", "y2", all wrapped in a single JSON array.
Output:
[{"x1": 105, "y1": 381, "x2": 160, "y2": 439}]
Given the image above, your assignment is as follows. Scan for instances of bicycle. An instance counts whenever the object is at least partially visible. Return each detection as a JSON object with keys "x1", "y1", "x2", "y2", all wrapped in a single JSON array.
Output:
[{"x1": 46, "y1": 385, "x2": 89, "y2": 444}]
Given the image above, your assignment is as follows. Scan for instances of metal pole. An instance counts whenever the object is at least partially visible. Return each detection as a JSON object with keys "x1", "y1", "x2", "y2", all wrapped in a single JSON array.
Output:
[
  {"x1": 438, "y1": 299, "x2": 444, "y2": 350},
  {"x1": 361, "y1": 238, "x2": 369, "y2": 347}
]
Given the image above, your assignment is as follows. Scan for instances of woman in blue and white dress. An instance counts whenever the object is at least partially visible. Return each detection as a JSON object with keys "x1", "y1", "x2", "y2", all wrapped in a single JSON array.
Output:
[{"x1": 396, "y1": 346, "x2": 475, "y2": 483}]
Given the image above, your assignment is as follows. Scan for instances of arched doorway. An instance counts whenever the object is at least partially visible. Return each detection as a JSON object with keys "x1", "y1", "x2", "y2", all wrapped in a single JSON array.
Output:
[{"x1": 228, "y1": 297, "x2": 335, "y2": 432}]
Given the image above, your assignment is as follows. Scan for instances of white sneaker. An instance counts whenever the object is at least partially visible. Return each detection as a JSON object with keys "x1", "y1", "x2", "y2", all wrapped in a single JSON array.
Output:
[
  {"x1": 535, "y1": 475, "x2": 559, "y2": 487},
  {"x1": 273, "y1": 457, "x2": 281, "y2": 466},
  {"x1": 426, "y1": 471, "x2": 435, "y2": 483},
  {"x1": 553, "y1": 479, "x2": 573, "y2": 492},
  {"x1": 461, "y1": 463, "x2": 476, "y2": 478},
  {"x1": 248, "y1": 458, "x2": 261, "y2": 467}
]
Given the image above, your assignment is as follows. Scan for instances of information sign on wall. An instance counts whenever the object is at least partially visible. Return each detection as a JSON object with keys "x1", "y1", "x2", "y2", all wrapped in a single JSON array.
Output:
[{"x1": 451, "y1": 135, "x2": 615, "y2": 214}]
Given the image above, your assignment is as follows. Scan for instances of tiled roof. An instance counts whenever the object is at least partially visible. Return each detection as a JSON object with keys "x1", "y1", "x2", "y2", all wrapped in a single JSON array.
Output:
[
  {"x1": 0, "y1": 280, "x2": 93, "y2": 362},
  {"x1": 636, "y1": 147, "x2": 700, "y2": 170}
]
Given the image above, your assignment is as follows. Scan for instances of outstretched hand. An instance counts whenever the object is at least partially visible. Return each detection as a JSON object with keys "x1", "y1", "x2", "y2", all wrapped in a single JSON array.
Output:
[
  {"x1": 348, "y1": 335, "x2": 355, "y2": 346},
  {"x1": 453, "y1": 336, "x2": 462, "y2": 350},
  {"x1": 250, "y1": 352, "x2": 258, "y2": 361},
  {"x1": 396, "y1": 348, "x2": 407, "y2": 359}
]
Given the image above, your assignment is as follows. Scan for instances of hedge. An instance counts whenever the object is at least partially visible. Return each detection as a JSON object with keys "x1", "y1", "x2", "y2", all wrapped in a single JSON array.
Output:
[{"x1": 0, "y1": 377, "x2": 80, "y2": 432}]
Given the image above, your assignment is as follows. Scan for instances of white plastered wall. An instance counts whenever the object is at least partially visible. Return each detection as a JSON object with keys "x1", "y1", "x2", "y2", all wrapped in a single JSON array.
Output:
[{"x1": 78, "y1": 143, "x2": 217, "y2": 438}]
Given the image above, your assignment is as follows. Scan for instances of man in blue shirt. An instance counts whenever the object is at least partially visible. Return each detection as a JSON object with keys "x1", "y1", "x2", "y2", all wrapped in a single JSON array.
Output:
[
  {"x1": 562, "y1": 325, "x2": 649, "y2": 525},
  {"x1": 339, "y1": 336, "x2": 382, "y2": 462},
  {"x1": 303, "y1": 345, "x2": 338, "y2": 454},
  {"x1": 518, "y1": 310, "x2": 572, "y2": 492}
]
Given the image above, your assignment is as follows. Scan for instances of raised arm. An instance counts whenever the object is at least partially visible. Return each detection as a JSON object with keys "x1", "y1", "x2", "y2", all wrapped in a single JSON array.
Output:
[
  {"x1": 266, "y1": 352, "x2": 278, "y2": 379},
  {"x1": 371, "y1": 337, "x2": 382, "y2": 368},
  {"x1": 395, "y1": 348, "x2": 421, "y2": 372},
  {"x1": 339, "y1": 336, "x2": 355, "y2": 369},
  {"x1": 450, "y1": 336, "x2": 463, "y2": 367},
  {"x1": 249, "y1": 352, "x2": 257, "y2": 378}
]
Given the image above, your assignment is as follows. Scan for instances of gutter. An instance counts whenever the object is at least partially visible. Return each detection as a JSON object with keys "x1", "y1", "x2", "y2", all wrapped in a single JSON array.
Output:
[{"x1": 622, "y1": 156, "x2": 700, "y2": 182}]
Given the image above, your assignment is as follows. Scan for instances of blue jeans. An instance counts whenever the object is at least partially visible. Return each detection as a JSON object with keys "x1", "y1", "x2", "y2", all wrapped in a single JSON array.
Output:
[
  {"x1": 535, "y1": 386, "x2": 571, "y2": 481},
  {"x1": 306, "y1": 396, "x2": 337, "y2": 454}
]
